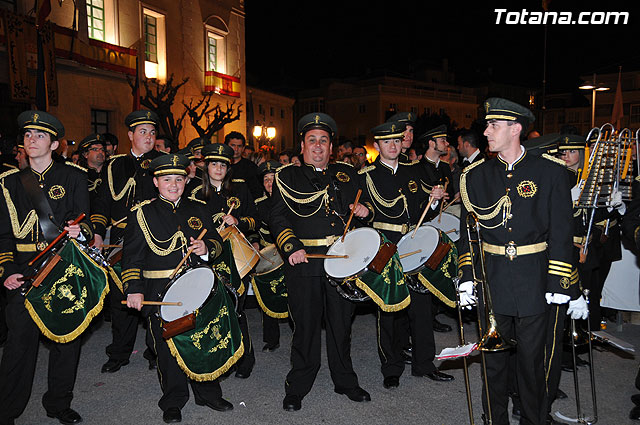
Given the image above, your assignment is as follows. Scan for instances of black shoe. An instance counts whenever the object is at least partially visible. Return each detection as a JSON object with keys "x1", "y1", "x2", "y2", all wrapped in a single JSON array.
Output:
[
  {"x1": 162, "y1": 407, "x2": 181, "y2": 423},
  {"x1": 101, "y1": 358, "x2": 129, "y2": 373},
  {"x1": 46, "y1": 408, "x2": 82, "y2": 424},
  {"x1": 555, "y1": 388, "x2": 568, "y2": 400},
  {"x1": 631, "y1": 405, "x2": 640, "y2": 421},
  {"x1": 561, "y1": 361, "x2": 574, "y2": 372},
  {"x1": 143, "y1": 349, "x2": 157, "y2": 370},
  {"x1": 511, "y1": 396, "x2": 521, "y2": 418},
  {"x1": 432, "y1": 318, "x2": 452, "y2": 333},
  {"x1": 334, "y1": 386, "x2": 371, "y2": 402},
  {"x1": 413, "y1": 370, "x2": 455, "y2": 382},
  {"x1": 195, "y1": 398, "x2": 233, "y2": 412},
  {"x1": 283, "y1": 394, "x2": 302, "y2": 411},
  {"x1": 383, "y1": 376, "x2": 399, "y2": 389},
  {"x1": 235, "y1": 370, "x2": 251, "y2": 379},
  {"x1": 632, "y1": 394, "x2": 640, "y2": 406},
  {"x1": 262, "y1": 343, "x2": 279, "y2": 352},
  {"x1": 575, "y1": 356, "x2": 590, "y2": 367}
]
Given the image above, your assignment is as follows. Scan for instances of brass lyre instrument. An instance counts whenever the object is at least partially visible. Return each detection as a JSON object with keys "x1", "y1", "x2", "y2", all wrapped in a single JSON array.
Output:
[
  {"x1": 564, "y1": 289, "x2": 598, "y2": 424},
  {"x1": 457, "y1": 212, "x2": 516, "y2": 425},
  {"x1": 577, "y1": 124, "x2": 634, "y2": 257}
]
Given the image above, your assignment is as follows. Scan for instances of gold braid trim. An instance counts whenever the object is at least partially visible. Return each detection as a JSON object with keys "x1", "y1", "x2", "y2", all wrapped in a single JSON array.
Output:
[
  {"x1": 2, "y1": 180, "x2": 38, "y2": 239},
  {"x1": 88, "y1": 178, "x2": 102, "y2": 192},
  {"x1": 460, "y1": 169, "x2": 512, "y2": 229},
  {"x1": 416, "y1": 273, "x2": 457, "y2": 308},
  {"x1": 108, "y1": 159, "x2": 136, "y2": 201},
  {"x1": 275, "y1": 171, "x2": 329, "y2": 218},
  {"x1": 365, "y1": 173, "x2": 407, "y2": 218},
  {"x1": 167, "y1": 335, "x2": 245, "y2": 382},
  {"x1": 136, "y1": 207, "x2": 187, "y2": 256},
  {"x1": 354, "y1": 278, "x2": 411, "y2": 312},
  {"x1": 251, "y1": 277, "x2": 289, "y2": 319}
]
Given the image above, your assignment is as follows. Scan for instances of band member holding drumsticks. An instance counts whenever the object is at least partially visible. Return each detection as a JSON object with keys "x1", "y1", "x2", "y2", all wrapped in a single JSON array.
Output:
[
  {"x1": 359, "y1": 121, "x2": 453, "y2": 389},
  {"x1": 0, "y1": 111, "x2": 93, "y2": 425},
  {"x1": 189, "y1": 143, "x2": 257, "y2": 379},
  {"x1": 123, "y1": 154, "x2": 230, "y2": 423},
  {"x1": 457, "y1": 98, "x2": 575, "y2": 425},
  {"x1": 91, "y1": 110, "x2": 165, "y2": 374},
  {"x1": 252, "y1": 160, "x2": 287, "y2": 352},
  {"x1": 269, "y1": 112, "x2": 374, "y2": 412}
]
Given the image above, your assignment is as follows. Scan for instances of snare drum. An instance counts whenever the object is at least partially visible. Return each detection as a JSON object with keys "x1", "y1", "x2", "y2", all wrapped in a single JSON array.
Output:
[
  {"x1": 251, "y1": 244, "x2": 288, "y2": 318},
  {"x1": 218, "y1": 225, "x2": 260, "y2": 278},
  {"x1": 427, "y1": 211, "x2": 461, "y2": 242},
  {"x1": 324, "y1": 228, "x2": 409, "y2": 311},
  {"x1": 396, "y1": 226, "x2": 457, "y2": 306}
]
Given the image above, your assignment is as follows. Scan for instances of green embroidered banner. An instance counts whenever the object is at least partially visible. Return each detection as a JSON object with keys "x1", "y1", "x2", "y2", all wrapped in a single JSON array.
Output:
[
  {"x1": 416, "y1": 231, "x2": 458, "y2": 308},
  {"x1": 167, "y1": 283, "x2": 244, "y2": 381},
  {"x1": 25, "y1": 240, "x2": 109, "y2": 343},
  {"x1": 211, "y1": 240, "x2": 244, "y2": 295},
  {"x1": 354, "y1": 234, "x2": 410, "y2": 312},
  {"x1": 252, "y1": 266, "x2": 288, "y2": 319}
]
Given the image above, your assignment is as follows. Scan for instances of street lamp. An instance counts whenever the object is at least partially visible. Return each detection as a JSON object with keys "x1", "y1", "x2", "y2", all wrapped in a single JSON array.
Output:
[
  {"x1": 579, "y1": 73, "x2": 610, "y2": 128},
  {"x1": 252, "y1": 121, "x2": 277, "y2": 153}
]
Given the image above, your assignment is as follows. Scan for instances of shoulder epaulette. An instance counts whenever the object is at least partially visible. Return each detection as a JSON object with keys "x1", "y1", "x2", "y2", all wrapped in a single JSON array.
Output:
[
  {"x1": 65, "y1": 161, "x2": 88, "y2": 173},
  {"x1": 357, "y1": 165, "x2": 376, "y2": 174},
  {"x1": 189, "y1": 197, "x2": 207, "y2": 205},
  {"x1": 334, "y1": 161, "x2": 354, "y2": 168},
  {"x1": 130, "y1": 199, "x2": 153, "y2": 212},
  {"x1": 109, "y1": 153, "x2": 128, "y2": 161},
  {"x1": 410, "y1": 160, "x2": 420, "y2": 165},
  {"x1": 275, "y1": 162, "x2": 295, "y2": 173},
  {"x1": 0, "y1": 168, "x2": 20, "y2": 179},
  {"x1": 231, "y1": 178, "x2": 245, "y2": 183},
  {"x1": 1, "y1": 163, "x2": 17, "y2": 170},
  {"x1": 254, "y1": 195, "x2": 268, "y2": 204},
  {"x1": 542, "y1": 153, "x2": 566, "y2": 167},
  {"x1": 635, "y1": 175, "x2": 640, "y2": 182},
  {"x1": 461, "y1": 158, "x2": 485, "y2": 174},
  {"x1": 190, "y1": 184, "x2": 203, "y2": 198}
]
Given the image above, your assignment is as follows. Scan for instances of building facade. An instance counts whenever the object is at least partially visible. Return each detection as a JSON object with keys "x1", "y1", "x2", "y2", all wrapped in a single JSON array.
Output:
[
  {"x1": 247, "y1": 86, "x2": 294, "y2": 153},
  {"x1": 0, "y1": 0, "x2": 246, "y2": 152}
]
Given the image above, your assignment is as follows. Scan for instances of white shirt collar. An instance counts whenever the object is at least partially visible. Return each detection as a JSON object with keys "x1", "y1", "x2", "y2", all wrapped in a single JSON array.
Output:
[
  {"x1": 466, "y1": 149, "x2": 480, "y2": 162},
  {"x1": 499, "y1": 146, "x2": 525, "y2": 170}
]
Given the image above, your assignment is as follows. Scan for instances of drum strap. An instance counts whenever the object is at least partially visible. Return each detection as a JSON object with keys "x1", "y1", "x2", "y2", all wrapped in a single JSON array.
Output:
[{"x1": 19, "y1": 169, "x2": 60, "y2": 243}]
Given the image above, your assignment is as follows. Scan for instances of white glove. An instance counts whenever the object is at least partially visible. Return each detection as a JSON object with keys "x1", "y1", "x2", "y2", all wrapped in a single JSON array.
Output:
[
  {"x1": 567, "y1": 295, "x2": 589, "y2": 320},
  {"x1": 570, "y1": 185, "x2": 581, "y2": 203},
  {"x1": 545, "y1": 292, "x2": 571, "y2": 304},
  {"x1": 608, "y1": 189, "x2": 626, "y2": 215},
  {"x1": 458, "y1": 280, "x2": 476, "y2": 309}
]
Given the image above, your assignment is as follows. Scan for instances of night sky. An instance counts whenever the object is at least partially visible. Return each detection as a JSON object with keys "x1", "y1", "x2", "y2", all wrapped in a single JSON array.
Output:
[{"x1": 246, "y1": 0, "x2": 640, "y2": 96}]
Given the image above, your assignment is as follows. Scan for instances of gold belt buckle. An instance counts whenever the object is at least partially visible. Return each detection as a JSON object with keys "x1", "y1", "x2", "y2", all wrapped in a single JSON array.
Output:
[
  {"x1": 401, "y1": 223, "x2": 408, "y2": 234},
  {"x1": 505, "y1": 241, "x2": 517, "y2": 261}
]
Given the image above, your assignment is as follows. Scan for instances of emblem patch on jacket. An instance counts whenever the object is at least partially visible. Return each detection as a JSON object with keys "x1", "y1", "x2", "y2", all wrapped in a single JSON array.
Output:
[
  {"x1": 516, "y1": 180, "x2": 537, "y2": 198},
  {"x1": 227, "y1": 197, "x2": 240, "y2": 209},
  {"x1": 408, "y1": 180, "x2": 418, "y2": 193},
  {"x1": 141, "y1": 159, "x2": 151, "y2": 169},
  {"x1": 188, "y1": 217, "x2": 203, "y2": 230},
  {"x1": 48, "y1": 185, "x2": 66, "y2": 200},
  {"x1": 336, "y1": 171, "x2": 350, "y2": 182}
]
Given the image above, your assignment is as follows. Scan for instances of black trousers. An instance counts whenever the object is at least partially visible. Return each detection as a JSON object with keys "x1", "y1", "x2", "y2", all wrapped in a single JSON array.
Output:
[
  {"x1": 262, "y1": 313, "x2": 280, "y2": 346},
  {"x1": 377, "y1": 309, "x2": 406, "y2": 378},
  {"x1": 105, "y1": 278, "x2": 139, "y2": 362},
  {"x1": 406, "y1": 291, "x2": 437, "y2": 375},
  {"x1": 482, "y1": 311, "x2": 547, "y2": 425},
  {"x1": 284, "y1": 274, "x2": 359, "y2": 397},
  {"x1": 147, "y1": 316, "x2": 222, "y2": 411},
  {"x1": 234, "y1": 290, "x2": 255, "y2": 375},
  {"x1": 545, "y1": 304, "x2": 568, "y2": 413},
  {"x1": 0, "y1": 290, "x2": 81, "y2": 424}
]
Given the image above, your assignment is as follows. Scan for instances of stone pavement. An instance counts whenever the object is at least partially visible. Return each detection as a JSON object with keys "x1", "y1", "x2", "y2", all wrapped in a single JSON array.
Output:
[{"x1": 2, "y1": 302, "x2": 639, "y2": 425}]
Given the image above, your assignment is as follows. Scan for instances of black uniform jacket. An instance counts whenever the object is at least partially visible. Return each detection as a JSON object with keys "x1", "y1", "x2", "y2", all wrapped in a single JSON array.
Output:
[
  {"x1": 0, "y1": 162, "x2": 93, "y2": 279},
  {"x1": 622, "y1": 177, "x2": 640, "y2": 249},
  {"x1": 357, "y1": 158, "x2": 431, "y2": 244},
  {"x1": 458, "y1": 152, "x2": 573, "y2": 317},
  {"x1": 230, "y1": 158, "x2": 262, "y2": 200},
  {"x1": 269, "y1": 161, "x2": 372, "y2": 277},
  {"x1": 121, "y1": 196, "x2": 224, "y2": 300},
  {"x1": 254, "y1": 193, "x2": 274, "y2": 247},
  {"x1": 188, "y1": 180, "x2": 258, "y2": 237},
  {"x1": 91, "y1": 150, "x2": 165, "y2": 240},
  {"x1": 420, "y1": 157, "x2": 456, "y2": 205}
]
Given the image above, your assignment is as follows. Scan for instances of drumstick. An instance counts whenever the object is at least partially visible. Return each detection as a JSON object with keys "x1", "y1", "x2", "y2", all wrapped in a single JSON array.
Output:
[
  {"x1": 101, "y1": 244, "x2": 123, "y2": 249},
  {"x1": 437, "y1": 180, "x2": 450, "y2": 223},
  {"x1": 442, "y1": 193, "x2": 460, "y2": 214},
  {"x1": 399, "y1": 249, "x2": 422, "y2": 259},
  {"x1": 120, "y1": 301, "x2": 183, "y2": 306},
  {"x1": 305, "y1": 254, "x2": 349, "y2": 259},
  {"x1": 169, "y1": 228, "x2": 208, "y2": 280},
  {"x1": 341, "y1": 189, "x2": 362, "y2": 243},
  {"x1": 216, "y1": 205, "x2": 236, "y2": 232},
  {"x1": 111, "y1": 216, "x2": 127, "y2": 227},
  {"x1": 28, "y1": 213, "x2": 86, "y2": 267},
  {"x1": 412, "y1": 196, "x2": 435, "y2": 239}
]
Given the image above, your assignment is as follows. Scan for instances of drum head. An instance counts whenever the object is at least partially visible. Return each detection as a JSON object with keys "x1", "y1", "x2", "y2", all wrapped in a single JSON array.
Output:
[
  {"x1": 256, "y1": 244, "x2": 284, "y2": 275},
  {"x1": 427, "y1": 212, "x2": 461, "y2": 241},
  {"x1": 161, "y1": 267, "x2": 215, "y2": 322},
  {"x1": 397, "y1": 225, "x2": 439, "y2": 273},
  {"x1": 324, "y1": 228, "x2": 381, "y2": 279}
]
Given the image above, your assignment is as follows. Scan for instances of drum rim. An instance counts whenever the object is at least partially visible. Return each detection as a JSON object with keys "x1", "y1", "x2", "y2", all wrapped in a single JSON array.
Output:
[
  {"x1": 397, "y1": 225, "x2": 439, "y2": 274},
  {"x1": 160, "y1": 265, "x2": 216, "y2": 322},
  {"x1": 255, "y1": 244, "x2": 284, "y2": 276},
  {"x1": 324, "y1": 227, "x2": 382, "y2": 279}
]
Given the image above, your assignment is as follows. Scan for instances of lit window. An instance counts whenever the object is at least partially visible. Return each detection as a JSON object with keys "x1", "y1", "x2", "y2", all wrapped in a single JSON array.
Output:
[
  {"x1": 87, "y1": 0, "x2": 105, "y2": 41},
  {"x1": 205, "y1": 29, "x2": 226, "y2": 75},
  {"x1": 143, "y1": 8, "x2": 166, "y2": 81},
  {"x1": 91, "y1": 109, "x2": 109, "y2": 134},
  {"x1": 207, "y1": 35, "x2": 217, "y2": 71}
]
